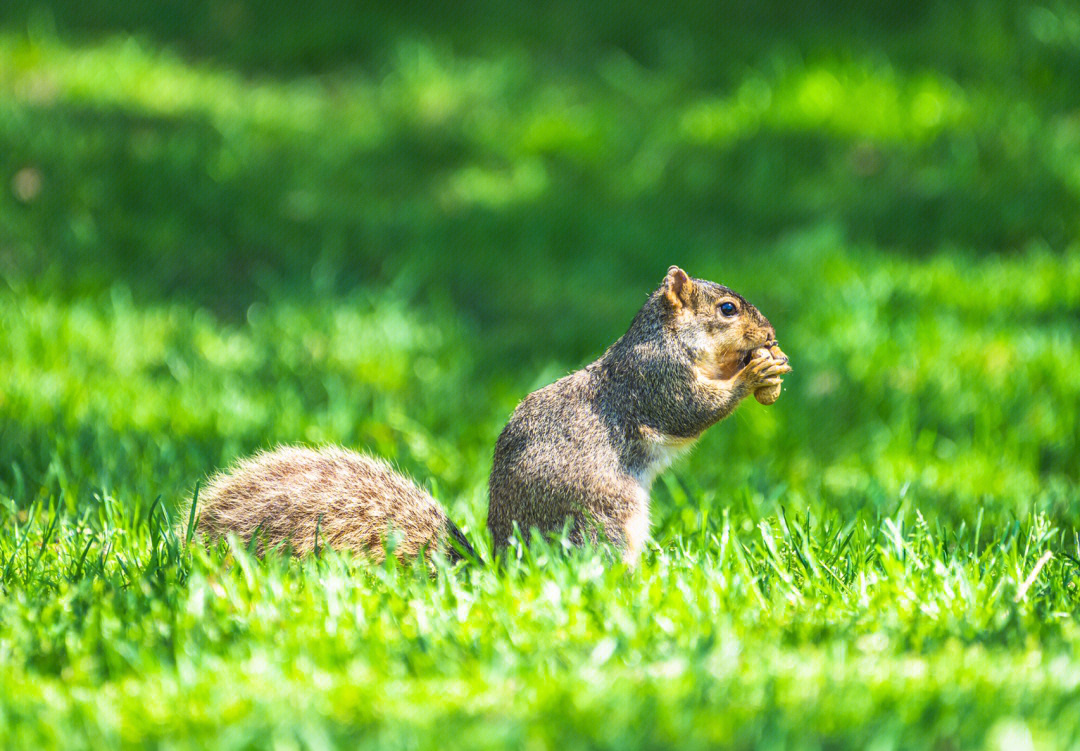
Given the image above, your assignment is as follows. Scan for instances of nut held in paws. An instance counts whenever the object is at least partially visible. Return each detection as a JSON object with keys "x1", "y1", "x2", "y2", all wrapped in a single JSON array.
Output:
[{"x1": 753, "y1": 344, "x2": 789, "y2": 405}]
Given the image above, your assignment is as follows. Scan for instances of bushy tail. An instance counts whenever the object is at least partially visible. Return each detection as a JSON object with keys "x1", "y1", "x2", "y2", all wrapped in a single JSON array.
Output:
[{"x1": 444, "y1": 517, "x2": 482, "y2": 565}]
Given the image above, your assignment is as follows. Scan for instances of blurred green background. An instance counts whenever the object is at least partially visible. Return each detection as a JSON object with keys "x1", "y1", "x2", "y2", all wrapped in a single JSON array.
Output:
[
  {"x1": 1, "y1": 2, "x2": 1080, "y2": 748},
  {"x1": 1, "y1": 0, "x2": 1076, "y2": 529}
]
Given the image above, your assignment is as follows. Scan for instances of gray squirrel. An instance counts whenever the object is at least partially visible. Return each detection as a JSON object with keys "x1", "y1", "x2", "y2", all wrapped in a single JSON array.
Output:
[{"x1": 185, "y1": 267, "x2": 790, "y2": 565}]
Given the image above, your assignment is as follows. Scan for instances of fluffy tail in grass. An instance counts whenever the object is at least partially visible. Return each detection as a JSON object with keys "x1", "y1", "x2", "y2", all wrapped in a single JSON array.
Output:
[{"x1": 179, "y1": 445, "x2": 481, "y2": 566}]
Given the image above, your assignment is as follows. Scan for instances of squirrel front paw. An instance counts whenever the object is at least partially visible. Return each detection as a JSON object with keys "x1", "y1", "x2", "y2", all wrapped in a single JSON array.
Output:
[
  {"x1": 741, "y1": 349, "x2": 790, "y2": 386},
  {"x1": 741, "y1": 347, "x2": 792, "y2": 404}
]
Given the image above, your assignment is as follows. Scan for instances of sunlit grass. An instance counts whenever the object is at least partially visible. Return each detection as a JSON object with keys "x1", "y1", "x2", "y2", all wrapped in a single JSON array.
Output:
[
  {"x1": 0, "y1": 31, "x2": 1056, "y2": 195},
  {"x1": 2, "y1": 237, "x2": 1078, "y2": 747},
  {"x1": 1, "y1": 490, "x2": 1077, "y2": 749},
  {"x1": 0, "y1": 34, "x2": 389, "y2": 143},
  {"x1": 681, "y1": 63, "x2": 969, "y2": 146}
]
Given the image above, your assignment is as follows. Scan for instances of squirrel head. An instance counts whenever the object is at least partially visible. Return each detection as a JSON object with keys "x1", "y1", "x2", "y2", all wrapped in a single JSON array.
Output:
[{"x1": 659, "y1": 265, "x2": 776, "y2": 373}]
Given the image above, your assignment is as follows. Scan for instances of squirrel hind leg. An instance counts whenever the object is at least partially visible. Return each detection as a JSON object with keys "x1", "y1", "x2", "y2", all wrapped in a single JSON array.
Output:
[{"x1": 619, "y1": 505, "x2": 650, "y2": 567}]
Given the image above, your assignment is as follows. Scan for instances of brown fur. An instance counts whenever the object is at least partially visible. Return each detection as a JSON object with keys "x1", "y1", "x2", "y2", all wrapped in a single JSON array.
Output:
[
  {"x1": 487, "y1": 266, "x2": 791, "y2": 564},
  {"x1": 184, "y1": 445, "x2": 468, "y2": 563}
]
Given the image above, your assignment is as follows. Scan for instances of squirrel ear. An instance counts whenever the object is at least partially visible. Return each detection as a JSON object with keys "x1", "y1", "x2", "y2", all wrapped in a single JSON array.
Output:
[{"x1": 662, "y1": 265, "x2": 694, "y2": 308}]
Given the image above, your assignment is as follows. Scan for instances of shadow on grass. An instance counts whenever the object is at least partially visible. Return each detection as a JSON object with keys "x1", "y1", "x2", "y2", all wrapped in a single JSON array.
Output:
[
  {"x1": 4, "y1": 99, "x2": 1076, "y2": 361},
  {"x1": 0, "y1": 1, "x2": 941, "y2": 78}
]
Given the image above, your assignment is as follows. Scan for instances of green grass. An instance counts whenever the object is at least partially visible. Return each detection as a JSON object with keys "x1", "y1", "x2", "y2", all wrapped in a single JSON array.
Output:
[{"x1": 1, "y1": 2, "x2": 1080, "y2": 748}]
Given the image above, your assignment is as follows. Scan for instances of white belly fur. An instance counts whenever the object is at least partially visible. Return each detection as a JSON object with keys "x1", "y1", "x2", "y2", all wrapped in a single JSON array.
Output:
[
  {"x1": 635, "y1": 432, "x2": 697, "y2": 489},
  {"x1": 622, "y1": 432, "x2": 697, "y2": 565}
]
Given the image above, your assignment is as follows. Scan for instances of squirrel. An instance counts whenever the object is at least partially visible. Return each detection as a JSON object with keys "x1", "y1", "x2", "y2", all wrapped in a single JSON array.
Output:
[
  {"x1": 185, "y1": 445, "x2": 477, "y2": 564},
  {"x1": 184, "y1": 266, "x2": 788, "y2": 566},
  {"x1": 487, "y1": 265, "x2": 790, "y2": 564}
]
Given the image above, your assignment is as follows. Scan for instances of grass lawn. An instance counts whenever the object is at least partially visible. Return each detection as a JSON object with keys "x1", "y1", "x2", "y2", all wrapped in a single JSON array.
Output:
[{"x1": 1, "y1": 2, "x2": 1079, "y2": 748}]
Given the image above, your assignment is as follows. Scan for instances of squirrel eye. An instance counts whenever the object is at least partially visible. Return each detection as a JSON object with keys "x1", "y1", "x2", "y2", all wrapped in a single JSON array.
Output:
[{"x1": 719, "y1": 302, "x2": 738, "y2": 317}]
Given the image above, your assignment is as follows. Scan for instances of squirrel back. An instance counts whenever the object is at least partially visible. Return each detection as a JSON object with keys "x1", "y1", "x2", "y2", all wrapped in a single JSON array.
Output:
[
  {"x1": 487, "y1": 266, "x2": 790, "y2": 564},
  {"x1": 185, "y1": 445, "x2": 475, "y2": 564}
]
